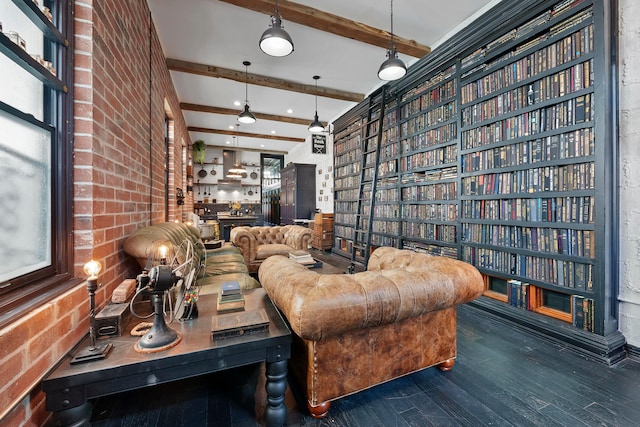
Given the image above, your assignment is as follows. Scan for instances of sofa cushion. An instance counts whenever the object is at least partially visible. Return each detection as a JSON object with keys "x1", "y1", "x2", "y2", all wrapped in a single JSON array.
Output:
[
  {"x1": 255, "y1": 244, "x2": 296, "y2": 260},
  {"x1": 198, "y1": 272, "x2": 260, "y2": 296},
  {"x1": 203, "y1": 254, "x2": 248, "y2": 276}
]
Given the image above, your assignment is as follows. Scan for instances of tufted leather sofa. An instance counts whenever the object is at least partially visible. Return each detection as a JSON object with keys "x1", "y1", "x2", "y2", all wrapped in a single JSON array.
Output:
[
  {"x1": 230, "y1": 225, "x2": 313, "y2": 273},
  {"x1": 123, "y1": 222, "x2": 260, "y2": 295},
  {"x1": 258, "y1": 246, "x2": 484, "y2": 418}
]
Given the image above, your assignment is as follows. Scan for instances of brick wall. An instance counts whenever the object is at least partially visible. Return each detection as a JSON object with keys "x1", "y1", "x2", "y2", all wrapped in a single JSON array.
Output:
[
  {"x1": 0, "y1": 0, "x2": 190, "y2": 424},
  {"x1": 618, "y1": 0, "x2": 640, "y2": 349}
]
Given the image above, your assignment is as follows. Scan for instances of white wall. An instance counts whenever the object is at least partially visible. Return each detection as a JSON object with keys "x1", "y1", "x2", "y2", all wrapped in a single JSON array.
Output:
[
  {"x1": 285, "y1": 132, "x2": 335, "y2": 214},
  {"x1": 618, "y1": 0, "x2": 640, "y2": 348}
]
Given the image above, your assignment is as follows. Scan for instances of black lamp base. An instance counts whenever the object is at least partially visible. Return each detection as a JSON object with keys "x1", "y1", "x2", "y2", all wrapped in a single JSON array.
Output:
[{"x1": 70, "y1": 343, "x2": 113, "y2": 365}]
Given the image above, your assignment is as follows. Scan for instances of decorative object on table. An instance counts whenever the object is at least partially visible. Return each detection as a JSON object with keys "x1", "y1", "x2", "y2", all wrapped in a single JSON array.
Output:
[
  {"x1": 229, "y1": 200, "x2": 242, "y2": 215},
  {"x1": 180, "y1": 288, "x2": 199, "y2": 320},
  {"x1": 289, "y1": 250, "x2": 315, "y2": 265},
  {"x1": 95, "y1": 302, "x2": 131, "y2": 337},
  {"x1": 193, "y1": 139, "x2": 206, "y2": 164},
  {"x1": 211, "y1": 308, "x2": 270, "y2": 340},
  {"x1": 216, "y1": 281, "x2": 245, "y2": 313},
  {"x1": 131, "y1": 238, "x2": 200, "y2": 352},
  {"x1": 70, "y1": 260, "x2": 113, "y2": 364}
]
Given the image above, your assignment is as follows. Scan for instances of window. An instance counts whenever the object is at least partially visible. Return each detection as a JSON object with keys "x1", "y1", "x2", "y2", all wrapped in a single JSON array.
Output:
[{"x1": 0, "y1": 0, "x2": 73, "y2": 323}]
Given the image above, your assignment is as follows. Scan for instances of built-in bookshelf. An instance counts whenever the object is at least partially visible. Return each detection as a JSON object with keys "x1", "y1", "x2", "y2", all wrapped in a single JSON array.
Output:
[{"x1": 332, "y1": 0, "x2": 622, "y2": 362}]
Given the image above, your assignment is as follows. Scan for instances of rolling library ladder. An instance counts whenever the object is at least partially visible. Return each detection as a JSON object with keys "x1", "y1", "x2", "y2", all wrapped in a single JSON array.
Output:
[{"x1": 349, "y1": 89, "x2": 387, "y2": 272}]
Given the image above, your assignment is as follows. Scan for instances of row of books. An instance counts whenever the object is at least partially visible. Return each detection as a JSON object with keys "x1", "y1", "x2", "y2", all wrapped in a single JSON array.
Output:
[
  {"x1": 402, "y1": 101, "x2": 457, "y2": 132},
  {"x1": 372, "y1": 204, "x2": 400, "y2": 219},
  {"x1": 401, "y1": 124, "x2": 458, "y2": 151},
  {"x1": 401, "y1": 182, "x2": 457, "y2": 202},
  {"x1": 462, "y1": 161, "x2": 594, "y2": 196},
  {"x1": 371, "y1": 220, "x2": 400, "y2": 235},
  {"x1": 400, "y1": 146, "x2": 458, "y2": 172},
  {"x1": 374, "y1": 188, "x2": 399, "y2": 202},
  {"x1": 402, "y1": 203, "x2": 458, "y2": 222},
  {"x1": 461, "y1": 58, "x2": 592, "y2": 126},
  {"x1": 400, "y1": 65, "x2": 457, "y2": 103},
  {"x1": 400, "y1": 166, "x2": 458, "y2": 183},
  {"x1": 461, "y1": 93, "x2": 594, "y2": 150},
  {"x1": 461, "y1": 196, "x2": 594, "y2": 224},
  {"x1": 370, "y1": 234, "x2": 400, "y2": 247},
  {"x1": 400, "y1": 123, "x2": 458, "y2": 152},
  {"x1": 400, "y1": 80, "x2": 457, "y2": 120},
  {"x1": 461, "y1": 223, "x2": 594, "y2": 258},
  {"x1": 402, "y1": 222, "x2": 457, "y2": 244},
  {"x1": 463, "y1": 246, "x2": 593, "y2": 289},
  {"x1": 461, "y1": 128, "x2": 595, "y2": 172},
  {"x1": 400, "y1": 109, "x2": 456, "y2": 139},
  {"x1": 402, "y1": 241, "x2": 458, "y2": 259},
  {"x1": 461, "y1": 23, "x2": 593, "y2": 104}
]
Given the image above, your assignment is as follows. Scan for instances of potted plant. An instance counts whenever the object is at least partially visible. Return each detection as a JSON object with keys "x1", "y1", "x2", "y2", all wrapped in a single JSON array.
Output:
[{"x1": 192, "y1": 139, "x2": 206, "y2": 164}]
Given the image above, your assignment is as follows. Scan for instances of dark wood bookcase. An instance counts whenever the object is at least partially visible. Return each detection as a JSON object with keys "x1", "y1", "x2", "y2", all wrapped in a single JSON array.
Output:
[
  {"x1": 279, "y1": 163, "x2": 316, "y2": 225},
  {"x1": 332, "y1": 0, "x2": 623, "y2": 363}
]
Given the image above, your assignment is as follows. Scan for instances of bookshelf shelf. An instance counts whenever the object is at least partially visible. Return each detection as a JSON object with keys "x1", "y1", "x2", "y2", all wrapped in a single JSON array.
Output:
[{"x1": 331, "y1": 0, "x2": 623, "y2": 363}]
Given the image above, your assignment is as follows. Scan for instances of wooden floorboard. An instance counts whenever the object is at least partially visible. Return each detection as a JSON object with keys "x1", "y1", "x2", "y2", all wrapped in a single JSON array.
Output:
[{"x1": 89, "y1": 251, "x2": 640, "y2": 427}]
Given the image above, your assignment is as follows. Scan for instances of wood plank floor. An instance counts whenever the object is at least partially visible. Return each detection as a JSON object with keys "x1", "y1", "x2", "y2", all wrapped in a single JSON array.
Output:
[{"x1": 90, "y1": 251, "x2": 640, "y2": 427}]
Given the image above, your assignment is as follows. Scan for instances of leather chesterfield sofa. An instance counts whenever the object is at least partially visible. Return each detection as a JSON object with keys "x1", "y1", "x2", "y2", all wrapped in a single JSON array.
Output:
[
  {"x1": 123, "y1": 222, "x2": 260, "y2": 295},
  {"x1": 258, "y1": 247, "x2": 484, "y2": 418},
  {"x1": 230, "y1": 225, "x2": 313, "y2": 273}
]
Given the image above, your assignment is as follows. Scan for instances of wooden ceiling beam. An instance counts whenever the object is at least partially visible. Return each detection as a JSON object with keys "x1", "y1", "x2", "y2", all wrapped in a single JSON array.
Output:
[
  {"x1": 218, "y1": 0, "x2": 431, "y2": 58},
  {"x1": 188, "y1": 126, "x2": 306, "y2": 143},
  {"x1": 167, "y1": 59, "x2": 364, "y2": 103},
  {"x1": 180, "y1": 102, "x2": 327, "y2": 127},
  {"x1": 204, "y1": 145, "x2": 287, "y2": 155}
]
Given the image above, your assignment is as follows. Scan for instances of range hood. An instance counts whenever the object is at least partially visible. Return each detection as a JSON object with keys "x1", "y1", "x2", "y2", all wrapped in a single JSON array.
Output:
[{"x1": 219, "y1": 150, "x2": 242, "y2": 191}]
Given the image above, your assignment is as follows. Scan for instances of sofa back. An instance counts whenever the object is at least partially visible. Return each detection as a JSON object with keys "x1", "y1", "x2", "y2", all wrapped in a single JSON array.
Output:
[{"x1": 123, "y1": 222, "x2": 205, "y2": 269}]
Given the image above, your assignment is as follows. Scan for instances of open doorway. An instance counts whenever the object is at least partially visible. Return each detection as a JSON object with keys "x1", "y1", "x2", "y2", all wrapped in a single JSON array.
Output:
[{"x1": 260, "y1": 154, "x2": 284, "y2": 225}]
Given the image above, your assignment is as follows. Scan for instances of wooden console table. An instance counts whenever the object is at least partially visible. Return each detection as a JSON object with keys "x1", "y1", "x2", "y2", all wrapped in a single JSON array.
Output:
[{"x1": 43, "y1": 289, "x2": 291, "y2": 427}]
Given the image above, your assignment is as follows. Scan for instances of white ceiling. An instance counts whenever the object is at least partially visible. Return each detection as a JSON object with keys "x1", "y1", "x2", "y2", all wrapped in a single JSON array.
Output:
[{"x1": 148, "y1": 0, "x2": 501, "y2": 153}]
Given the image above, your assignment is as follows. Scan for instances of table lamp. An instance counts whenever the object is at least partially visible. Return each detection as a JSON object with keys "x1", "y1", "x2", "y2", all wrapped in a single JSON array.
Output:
[{"x1": 70, "y1": 260, "x2": 113, "y2": 364}]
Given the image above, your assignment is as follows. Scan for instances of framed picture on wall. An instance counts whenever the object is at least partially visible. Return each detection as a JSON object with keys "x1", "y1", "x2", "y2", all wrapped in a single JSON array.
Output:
[{"x1": 312, "y1": 134, "x2": 326, "y2": 154}]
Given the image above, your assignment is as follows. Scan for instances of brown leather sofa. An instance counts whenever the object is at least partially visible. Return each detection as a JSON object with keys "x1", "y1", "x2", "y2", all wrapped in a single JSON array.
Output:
[
  {"x1": 123, "y1": 222, "x2": 260, "y2": 295},
  {"x1": 258, "y1": 247, "x2": 484, "y2": 418},
  {"x1": 230, "y1": 225, "x2": 313, "y2": 273}
]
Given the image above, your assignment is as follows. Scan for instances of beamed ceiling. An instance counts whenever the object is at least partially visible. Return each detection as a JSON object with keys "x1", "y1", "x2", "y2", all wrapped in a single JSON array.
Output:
[{"x1": 148, "y1": 0, "x2": 501, "y2": 154}]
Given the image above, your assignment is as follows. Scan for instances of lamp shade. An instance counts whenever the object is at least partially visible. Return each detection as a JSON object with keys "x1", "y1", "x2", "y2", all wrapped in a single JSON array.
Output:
[
  {"x1": 308, "y1": 113, "x2": 324, "y2": 133},
  {"x1": 259, "y1": 14, "x2": 294, "y2": 57},
  {"x1": 237, "y1": 104, "x2": 256, "y2": 124},
  {"x1": 378, "y1": 53, "x2": 407, "y2": 81}
]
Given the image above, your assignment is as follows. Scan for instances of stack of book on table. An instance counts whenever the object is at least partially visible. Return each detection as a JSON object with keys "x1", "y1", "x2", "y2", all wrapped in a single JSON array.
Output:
[
  {"x1": 289, "y1": 250, "x2": 318, "y2": 266},
  {"x1": 216, "y1": 281, "x2": 244, "y2": 313}
]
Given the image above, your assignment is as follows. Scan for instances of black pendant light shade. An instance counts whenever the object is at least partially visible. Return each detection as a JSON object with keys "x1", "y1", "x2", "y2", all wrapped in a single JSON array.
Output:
[
  {"x1": 238, "y1": 61, "x2": 256, "y2": 124},
  {"x1": 378, "y1": 0, "x2": 407, "y2": 81},
  {"x1": 259, "y1": 0, "x2": 294, "y2": 57},
  {"x1": 308, "y1": 75, "x2": 324, "y2": 133}
]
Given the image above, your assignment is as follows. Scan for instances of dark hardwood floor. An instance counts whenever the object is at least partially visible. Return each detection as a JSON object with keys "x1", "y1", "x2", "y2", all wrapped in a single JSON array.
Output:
[{"x1": 90, "y1": 251, "x2": 640, "y2": 427}]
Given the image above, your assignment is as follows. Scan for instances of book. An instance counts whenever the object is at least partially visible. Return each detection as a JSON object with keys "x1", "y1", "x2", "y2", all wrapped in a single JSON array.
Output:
[
  {"x1": 220, "y1": 281, "x2": 242, "y2": 302},
  {"x1": 211, "y1": 308, "x2": 270, "y2": 340},
  {"x1": 289, "y1": 250, "x2": 315, "y2": 264},
  {"x1": 217, "y1": 293, "x2": 245, "y2": 313}
]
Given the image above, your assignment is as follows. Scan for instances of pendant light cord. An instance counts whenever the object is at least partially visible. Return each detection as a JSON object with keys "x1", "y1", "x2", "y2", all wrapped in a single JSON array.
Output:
[{"x1": 390, "y1": 0, "x2": 395, "y2": 48}]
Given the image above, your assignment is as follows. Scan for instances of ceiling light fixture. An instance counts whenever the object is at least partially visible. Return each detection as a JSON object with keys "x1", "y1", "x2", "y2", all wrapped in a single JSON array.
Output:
[
  {"x1": 378, "y1": 0, "x2": 407, "y2": 81},
  {"x1": 259, "y1": 0, "x2": 294, "y2": 57},
  {"x1": 308, "y1": 75, "x2": 324, "y2": 133},
  {"x1": 237, "y1": 61, "x2": 256, "y2": 124}
]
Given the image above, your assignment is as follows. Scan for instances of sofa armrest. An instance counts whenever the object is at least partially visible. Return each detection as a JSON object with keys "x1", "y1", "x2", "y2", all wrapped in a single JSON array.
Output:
[
  {"x1": 258, "y1": 252, "x2": 483, "y2": 341},
  {"x1": 283, "y1": 225, "x2": 312, "y2": 250},
  {"x1": 230, "y1": 226, "x2": 257, "y2": 266}
]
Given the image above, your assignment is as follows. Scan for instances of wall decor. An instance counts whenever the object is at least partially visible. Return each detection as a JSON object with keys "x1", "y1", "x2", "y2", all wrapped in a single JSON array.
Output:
[{"x1": 312, "y1": 134, "x2": 327, "y2": 154}]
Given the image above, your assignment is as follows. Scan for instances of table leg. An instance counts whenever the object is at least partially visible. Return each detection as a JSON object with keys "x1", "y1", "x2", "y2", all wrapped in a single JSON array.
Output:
[
  {"x1": 48, "y1": 401, "x2": 92, "y2": 427},
  {"x1": 265, "y1": 359, "x2": 287, "y2": 427}
]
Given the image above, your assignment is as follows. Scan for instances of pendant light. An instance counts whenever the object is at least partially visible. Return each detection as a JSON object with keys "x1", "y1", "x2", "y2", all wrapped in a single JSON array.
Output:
[
  {"x1": 378, "y1": 0, "x2": 407, "y2": 81},
  {"x1": 308, "y1": 75, "x2": 324, "y2": 133},
  {"x1": 259, "y1": 0, "x2": 294, "y2": 57},
  {"x1": 237, "y1": 61, "x2": 256, "y2": 124}
]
